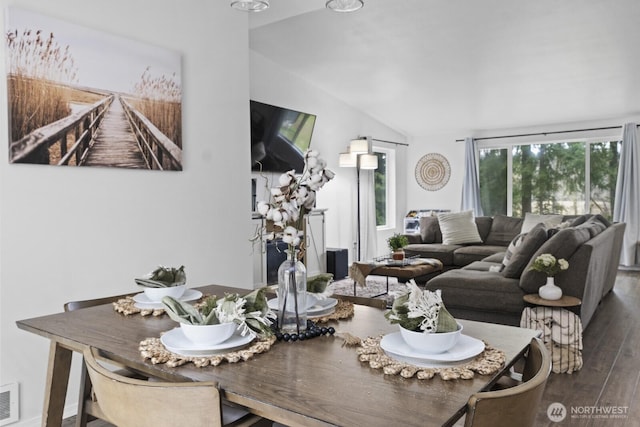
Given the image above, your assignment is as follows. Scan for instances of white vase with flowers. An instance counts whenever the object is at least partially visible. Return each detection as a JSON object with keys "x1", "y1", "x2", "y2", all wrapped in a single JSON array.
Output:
[{"x1": 529, "y1": 253, "x2": 569, "y2": 300}]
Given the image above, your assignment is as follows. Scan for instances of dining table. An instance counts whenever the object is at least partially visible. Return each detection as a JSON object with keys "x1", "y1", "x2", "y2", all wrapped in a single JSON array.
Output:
[{"x1": 17, "y1": 284, "x2": 539, "y2": 427}]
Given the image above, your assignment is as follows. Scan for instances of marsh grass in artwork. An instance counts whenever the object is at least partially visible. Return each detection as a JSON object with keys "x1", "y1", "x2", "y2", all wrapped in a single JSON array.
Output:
[
  {"x1": 6, "y1": 30, "x2": 75, "y2": 142},
  {"x1": 129, "y1": 68, "x2": 182, "y2": 149}
]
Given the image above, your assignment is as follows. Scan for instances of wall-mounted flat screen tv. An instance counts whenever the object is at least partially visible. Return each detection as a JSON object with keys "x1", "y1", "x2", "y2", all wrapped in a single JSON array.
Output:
[{"x1": 250, "y1": 100, "x2": 317, "y2": 174}]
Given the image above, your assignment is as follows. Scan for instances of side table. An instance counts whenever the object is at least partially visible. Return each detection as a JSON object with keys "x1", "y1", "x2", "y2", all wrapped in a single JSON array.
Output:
[{"x1": 521, "y1": 294, "x2": 583, "y2": 374}]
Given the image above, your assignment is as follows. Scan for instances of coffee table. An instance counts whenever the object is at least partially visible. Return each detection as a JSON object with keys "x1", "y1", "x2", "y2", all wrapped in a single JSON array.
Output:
[{"x1": 349, "y1": 257, "x2": 443, "y2": 297}]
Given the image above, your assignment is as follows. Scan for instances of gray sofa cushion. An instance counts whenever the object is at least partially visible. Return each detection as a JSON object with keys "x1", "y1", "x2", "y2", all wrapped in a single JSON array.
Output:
[
  {"x1": 484, "y1": 215, "x2": 524, "y2": 246},
  {"x1": 453, "y1": 245, "x2": 508, "y2": 267},
  {"x1": 501, "y1": 223, "x2": 548, "y2": 279},
  {"x1": 462, "y1": 261, "x2": 501, "y2": 271},
  {"x1": 403, "y1": 244, "x2": 460, "y2": 265},
  {"x1": 426, "y1": 270, "x2": 524, "y2": 315},
  {"x1": 483, "y1": 252, "x2": 507, "y2": 263},
  {"x1": 419, "y1": 216, "x2": 442, "y2": 243},
  {"x1": 519, "y1": 226, "x2": 593, "y2": 293}
]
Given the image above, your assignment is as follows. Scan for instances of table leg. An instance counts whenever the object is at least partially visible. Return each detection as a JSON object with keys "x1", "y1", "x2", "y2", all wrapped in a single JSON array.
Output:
[{"x1": 41, "y1": 341, "x2": 73, "y2": 427}]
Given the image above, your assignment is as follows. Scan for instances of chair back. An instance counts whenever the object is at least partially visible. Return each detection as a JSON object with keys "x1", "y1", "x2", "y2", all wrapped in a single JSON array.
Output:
[
  {"x1": 64, "y1": 293, "x2": 132, "y2": 312},
  {"x1": 84, "y1": 347, "x2": 224, "y2": 427},
  {"x1": 464, "y1": 337, "x2": 551, "y2": 427}
]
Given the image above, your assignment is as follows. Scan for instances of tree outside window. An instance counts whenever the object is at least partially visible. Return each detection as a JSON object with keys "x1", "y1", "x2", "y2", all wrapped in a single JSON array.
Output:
[
  {"x1": 479, "y1": 140, "x2": 620, "y2": 220},
  {"x1": 374, "y1": 151, "x2": 387, "y2": 226}
]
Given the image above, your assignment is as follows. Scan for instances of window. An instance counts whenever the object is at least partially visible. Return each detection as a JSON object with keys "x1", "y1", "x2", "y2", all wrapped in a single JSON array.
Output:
[
  {"x1": 373, "y1": 148, "x2": 396, "y2": 229},
  {"x1": 479, "y1": 148, "x2": 508, "y2": 216},
  {"x1": 479, "y1": 140, "x2": 620, "y2": 220}
]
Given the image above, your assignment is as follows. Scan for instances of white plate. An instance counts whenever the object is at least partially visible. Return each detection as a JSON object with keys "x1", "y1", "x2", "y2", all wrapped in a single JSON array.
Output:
[
  {"x1": 308, "y1": 306, "x2": 336, "y2": 319},
  {"x1": 160, "y1": 328, "x2": 255, "y2": 357},
  {"x1": 133, "y1": 289, "x2": 202, "y2": 310},
  {"x1": 268, "y1": 297, "x2": 338, "y2": 315},
  {"x1": 380, "y1": 332, "x2": 485, "y2": 365}
]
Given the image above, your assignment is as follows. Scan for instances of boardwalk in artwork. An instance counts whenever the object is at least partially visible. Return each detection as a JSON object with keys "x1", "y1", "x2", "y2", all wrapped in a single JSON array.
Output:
[{"x1": 82, "y1": 95, "x2": 147, "y2": 169}]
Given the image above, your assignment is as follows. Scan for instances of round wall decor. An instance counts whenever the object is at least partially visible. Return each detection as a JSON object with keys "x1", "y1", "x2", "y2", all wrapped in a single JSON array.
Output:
[{"x1": 415, "y1": 153, "x2": 451, "y2": 191}]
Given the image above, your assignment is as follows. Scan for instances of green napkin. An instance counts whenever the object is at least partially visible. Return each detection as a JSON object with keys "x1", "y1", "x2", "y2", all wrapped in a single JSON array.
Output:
[
  {"x1": 135, "y1": 265, "x2": 186, "y2": 288},
  {"x1": 162, "y1": 296, "x2": 218, "y2": 325},
  {"x1": 307, "y1": 273, "x2": 334, "y2": 294},
  {"x1": 436, "y1": 305, "x2": 458, "y2": 333}
]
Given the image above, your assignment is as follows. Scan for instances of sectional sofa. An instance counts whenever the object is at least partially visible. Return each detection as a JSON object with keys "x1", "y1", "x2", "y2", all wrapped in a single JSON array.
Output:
[{"x1": 403, "y1": 212, "x2": 625, "y2": 329}]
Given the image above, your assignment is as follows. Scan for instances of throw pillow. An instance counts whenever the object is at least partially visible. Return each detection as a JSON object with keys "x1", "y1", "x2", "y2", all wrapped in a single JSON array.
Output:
[
  {"x1": 501, "y1": 223, "x2": 548, "y2": 279},
  {"x1": 484, "y1": 215, "x2": 524, "y2": 246},
  {"x1": 437, "y1": 211, "x2": 483, "y2": 245},
  {"x1": 474, "y1": 217, "x2": 494, "y2": 242},
  {"x1": 575, "y1": 215, "x2": 608, "y2": 238},
  {"x1": 521, "y1": 213, "x2": 564, "y2": 233},
  {"x1": 500, "y1": 232, "x2": 527, "y2": 271},
  {"x1": 519, "y1": 226, "x2": 592, "y2": 293},
  {"x1": 419, "y1": 216, "x2": 442, "y2": 243}
]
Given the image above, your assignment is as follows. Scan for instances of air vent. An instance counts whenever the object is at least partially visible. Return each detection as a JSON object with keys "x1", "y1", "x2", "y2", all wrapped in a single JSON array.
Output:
[{"x1": 0, "y1": 383, "x2": 18, "y2": 426}]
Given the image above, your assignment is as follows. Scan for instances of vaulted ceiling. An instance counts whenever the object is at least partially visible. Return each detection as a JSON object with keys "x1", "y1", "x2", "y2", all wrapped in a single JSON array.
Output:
[{"x1": 249, "y1": 0, "x2": 640, "y2": 137}]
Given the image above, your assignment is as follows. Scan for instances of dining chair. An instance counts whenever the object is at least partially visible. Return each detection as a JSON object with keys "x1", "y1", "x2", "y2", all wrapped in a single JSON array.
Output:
[
  {"x1": 463, "y1": 337, "x2": 551, "y2": 427},
  {"x1": 332, "y1": 294, "x2": 387, "y2": 309},
  {"x1": 84, "y1": 346, "x2": 269, "y2": 427},
  {"x1": 65, "y1": 294, "x2": 147, "y2": 427}
]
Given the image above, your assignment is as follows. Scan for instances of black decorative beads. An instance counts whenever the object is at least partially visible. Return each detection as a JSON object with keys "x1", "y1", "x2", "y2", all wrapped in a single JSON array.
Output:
[{"x1": 271, "y1": 319, "x2": 335, "y2": 342}]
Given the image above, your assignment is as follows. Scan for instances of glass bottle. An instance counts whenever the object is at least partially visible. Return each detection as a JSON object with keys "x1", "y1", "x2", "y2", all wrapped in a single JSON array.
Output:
[{"x1": 277, "y1": 249, "x2": 307, "y2": 333}]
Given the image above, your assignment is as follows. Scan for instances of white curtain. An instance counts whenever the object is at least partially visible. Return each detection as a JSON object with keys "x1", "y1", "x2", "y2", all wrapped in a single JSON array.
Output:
[
  {"x1": 360, "y1": 169, "x2": 378, "y2": 261},
  {"x1": 460, "y1": 137, "x2": 484, "y2": 216},
  {"x1": 613, "y1": 123, "x2": 640, "y2": 266}
]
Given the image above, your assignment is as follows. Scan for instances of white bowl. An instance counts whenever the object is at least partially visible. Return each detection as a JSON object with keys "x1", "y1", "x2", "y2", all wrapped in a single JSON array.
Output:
[
  {"x1": 399, "y1": 323, "x2": 463, "y2": 354},
  {"x1": 180, "y1": 322, "x2": 237, "y2": 345},
  {"x1": 142, "y1": 284, "x2": 187, "y2": 302},
  {"x1": 275, "y1": 293, "x2": 318, "y2": 311}
]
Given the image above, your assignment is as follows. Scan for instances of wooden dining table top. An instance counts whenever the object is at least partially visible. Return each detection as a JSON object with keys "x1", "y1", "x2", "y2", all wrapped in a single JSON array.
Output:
[{"x1": 17, "y1": 284, "x2": 539, "y2": 427}]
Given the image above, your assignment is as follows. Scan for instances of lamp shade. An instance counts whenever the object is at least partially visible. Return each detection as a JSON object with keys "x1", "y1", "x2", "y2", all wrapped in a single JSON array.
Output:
[
  {"x1": 359, "y1": 153, "x2": 378, "y2": 170},
  {"x1": 231, "y1": 0, "x2": 269, "y2": 11},
  {"x1": 349, "y1": 138, "x2": 369, "y2": 154},
  {"x1": 326, "y1": 0, "x2": 364, "y2": 12},
  {"x1": 339, "y1": 151, "x2": 357, "y2": 168}
]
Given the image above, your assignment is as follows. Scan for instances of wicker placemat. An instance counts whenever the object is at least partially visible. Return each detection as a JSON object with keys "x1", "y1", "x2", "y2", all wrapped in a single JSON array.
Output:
[
  {"x1": 113, "y1": 295, "x2": 210, "y2": 316},
  {"x1": 113, "y1": 296, "x2": 164, "y2": 316},
  {"x1": 312, "y1": 299, "x2": 354, "y2": 323},
  {"x1": 140, "y1": 335, "x2": 277, "y2": 368},
  {"x1": 349, "y1": 335, "x2": 505, "y2": 381}
]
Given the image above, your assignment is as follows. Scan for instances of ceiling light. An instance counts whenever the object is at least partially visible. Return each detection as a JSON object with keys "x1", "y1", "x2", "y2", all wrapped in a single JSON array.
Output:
[
  {"x1": 326, "y1": 0, "x2": 364, "y2": 13},
  {"x1": 231, "y1": 0, "x2": 269, "y2": 12}
]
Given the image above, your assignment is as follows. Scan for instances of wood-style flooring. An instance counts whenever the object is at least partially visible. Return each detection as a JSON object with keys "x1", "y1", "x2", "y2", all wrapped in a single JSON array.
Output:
[
  {"x1": 535, "y1": 269, "x2": 639, "y2": 426},
  {"x1": 63, "y1": 270, "x2": 640, "y2": 427}
]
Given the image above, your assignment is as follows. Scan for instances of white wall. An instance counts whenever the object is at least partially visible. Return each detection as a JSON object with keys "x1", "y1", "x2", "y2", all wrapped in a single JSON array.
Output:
[
  {"x1": 405, "y1": 131, "x2": 467, "y2": 213},
  {"x1": 0, "y1": 0, "x2": 254, "y2": 424},
  {"x1": 250, "y1": 51, "x2": 408, "y2": 261}
]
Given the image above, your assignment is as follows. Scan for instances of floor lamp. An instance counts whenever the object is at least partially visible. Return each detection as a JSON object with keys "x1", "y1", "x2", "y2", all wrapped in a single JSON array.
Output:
[{"x1": 339, "y1": 137, "x2": 378, "y2": 261}]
